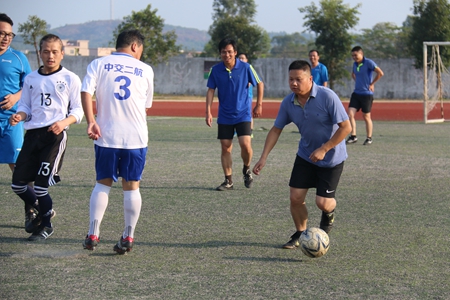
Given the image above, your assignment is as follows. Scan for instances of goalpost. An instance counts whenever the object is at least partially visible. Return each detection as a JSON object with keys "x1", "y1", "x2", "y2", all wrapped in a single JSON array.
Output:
[{"x1": 423, "y1": 41, "x2": 450, "y2": 123}]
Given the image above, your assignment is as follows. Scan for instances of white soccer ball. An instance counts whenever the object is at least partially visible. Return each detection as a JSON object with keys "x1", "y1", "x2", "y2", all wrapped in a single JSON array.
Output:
[{"x1": 299, "y1": 227, "x2": 330, "y2": 258}]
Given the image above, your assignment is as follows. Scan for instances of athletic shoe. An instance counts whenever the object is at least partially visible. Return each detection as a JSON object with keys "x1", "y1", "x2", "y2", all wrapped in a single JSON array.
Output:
[
  {"x1": 28, "y1": 226, "x2": 54, "y2": 241},
  {"x1": 25, "y1": 209, "x2": 56, "y2": 233},
  {"x1": 363, "y1": 137, "x2": 373, "y2": 145},
  {"x1": 216, "y1": 180, "x2": 233, "y2": 191},
  {"x1": 83, "y1": 235, "x2": 100, "y2": 250},
  {"x1": 24, "y1": 208, "x2": 38, "y2": 232},
  {"x1": 346, "y1": 135, "x2": 358, "y2": 144},
  {"x1": 282, "y1": 231, "x2": 302, "y2": 249},
  {"x1": 320, "y1": 210, "x2": 335, "y2": 234},
  {"x1": 113, "y1": 236, "x2": 134, "y2": 255},
  {"x1": 243, "y1": 169, "x2": 253, "y2": 188}
]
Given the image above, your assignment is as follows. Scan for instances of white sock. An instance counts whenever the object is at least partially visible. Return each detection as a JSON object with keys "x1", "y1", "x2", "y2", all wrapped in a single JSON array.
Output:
[
  {"x1": 88, "y1": 183, "x2": 111, "y2": 237},
  {"x1": 123, "y1": 189, "x2": 142, "y2": 239}
]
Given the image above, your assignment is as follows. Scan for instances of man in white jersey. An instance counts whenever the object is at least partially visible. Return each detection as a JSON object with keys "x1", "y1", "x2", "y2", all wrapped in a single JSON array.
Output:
[
  {"x1": 81, "y1": 29, "x2": 154, "y2": 254},
  {"x1": 9, "y1": 34, "x2": 83, "y2": 241}
]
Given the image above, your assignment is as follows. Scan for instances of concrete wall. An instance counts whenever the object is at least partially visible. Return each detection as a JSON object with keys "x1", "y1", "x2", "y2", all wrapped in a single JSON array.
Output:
[{"x1": 26, "y1": 54, "x2": 425, "y2": 99}]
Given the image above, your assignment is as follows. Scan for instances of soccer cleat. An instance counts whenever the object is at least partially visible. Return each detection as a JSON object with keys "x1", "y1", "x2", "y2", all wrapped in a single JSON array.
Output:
[
  {"x1": 28, "y1": 226, "x2": 54, "y2": 241},
  {"x1": 25, "y1": 209, "x2": 56, "y2": 233},
  {"x1": 113, "y1": 236, "x2": 134, "y2": 255},
  {"x1": 363, "y1": 137, "x2": 373, "y2": 145},
  {"x1": 346, "y1": 135, "x2": 358, "y2": 144},
  {"x1": 216, "y1": 179, "x2": 233, "y2": 191},
  {"x1": 320, "y1": 210, "x2": 335, "y2": 234},
  {"x1": 282, "y1": 231, "x2": 302, "y2": 249},
  {"x1": 25, "y1": 208, "x2": 39, "y2": 233},
  {"x1": 83, "y1": 235, "x2": 100, "y2": 250},
  {"x1": 243, "y1": 169, "x2": 253, "y2": 188}
]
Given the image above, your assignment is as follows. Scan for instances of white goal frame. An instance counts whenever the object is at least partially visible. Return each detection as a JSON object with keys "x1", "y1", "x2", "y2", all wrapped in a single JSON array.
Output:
[{"x1": 423, "y1": 41, "x2": 450, "y2": 123}]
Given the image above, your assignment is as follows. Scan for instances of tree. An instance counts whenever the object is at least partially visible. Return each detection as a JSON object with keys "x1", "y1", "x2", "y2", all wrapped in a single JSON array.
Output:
[
  {"x1": 270, "y1": 33, "x2": 311, "y2": 58},
  {"x1": 299, "y1": 0, "x2": 360, "y2": 89},
  {"x1": 204, "y1": 0, "x2": 270, "y2": 60},
  {"x1": 18, "y1": 15, "x2": 48, "y2": 66},
  {"x1": 408, "y1": 0, "x2": 450, "y2": 69},
  {"x1": 113, "y1": 4, "x2": 180, "y2": 65},
  {"x1": 354, "y1": 22, "x2": 407, "y2": 59}
]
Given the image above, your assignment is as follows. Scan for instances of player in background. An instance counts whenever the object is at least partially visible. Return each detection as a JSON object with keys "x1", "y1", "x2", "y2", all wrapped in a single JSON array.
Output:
[
  {"x1": 81, "y1": 29, "x2": 154, "y2": 254},
  {"x1": 308, "y1": 49, "x2": 328, "y2": 87},
  {"x1": 0, "y1": 13, "x2": 34, "y2": 226},
  {"x1": 9, "y1": 34, "x2": 83, "y2": 241},
  {"x1": 206, "y1": 38, "x2": 264, "y2": 191},
  {"x1": 346, "y1": 46, "x2": 384, "y2": 145},
  {"x1": 253, "y1": 60, "x2": 351, "y2": 249},
  {"x1": 238, "y1": 53, "x2": 264, "y2": 138}
]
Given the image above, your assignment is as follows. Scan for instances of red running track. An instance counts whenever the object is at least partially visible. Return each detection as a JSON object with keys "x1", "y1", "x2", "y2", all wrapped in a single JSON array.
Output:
[{"x1": 144, "y1": 100, "x2": 449, "y2": 122}]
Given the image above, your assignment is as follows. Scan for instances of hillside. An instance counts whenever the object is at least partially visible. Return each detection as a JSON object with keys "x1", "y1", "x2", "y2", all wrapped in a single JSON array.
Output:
[{"x1": 11, "y1": 20, "x2": 210, "y2": 52}]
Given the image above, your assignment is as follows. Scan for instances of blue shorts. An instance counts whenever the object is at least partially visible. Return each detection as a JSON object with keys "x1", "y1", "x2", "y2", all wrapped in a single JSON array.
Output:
[
  {"x1": 94, "y1": 145, "x2": 147, "y2": 182},
  {"x1": 0, "y1": 119, "x2": 24, "y2": 164}
]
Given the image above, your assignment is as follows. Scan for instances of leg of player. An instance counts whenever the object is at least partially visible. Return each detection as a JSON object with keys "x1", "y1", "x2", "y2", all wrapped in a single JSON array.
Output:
[
  {"x1": 83, "y1": 182, "x2": 111, "y2": 250},
  {"x1": 346, "y1": 107, "x2": 358, "y2": 144},
  {"x1": 238, "y1": 135, "x2": 253, "y2": 188},
  {"x1": 114, "y1": 180, "x2": 141, "y2": 255},
  {"x1": 216, "y1": 139, "x2": 234, "y2": 191},
  {"x1": 362, "y1": 112, "x2": 373, "y2": 145},
  {"x1": 282, "y1": 187, "x2": 308, "y2": 249},
  {"x1": 316, "y1": 196, "x2": 336, "y2": 234}
]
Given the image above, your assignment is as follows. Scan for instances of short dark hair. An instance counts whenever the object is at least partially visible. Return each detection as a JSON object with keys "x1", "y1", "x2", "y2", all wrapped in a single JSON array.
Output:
[
  {"x1": 116, "y1": 29, "x2": 145, "y2": 50},
  {"x1": 39, "y1": 34, "x2": 63, "y2": 52},
  {"x1": 0, "y1": 13, "x2": 13, "y2": 26},
  {"x1": 309, "y1": 49, "x2": 319, "y2": 56},
  {"x1": 288, "y1": 60, "x2": 311, "y2": 75},
  {"x1": 218, "y1": 38, "x2": 236, "y2": 53},
  {"x1": 351, "y1": 46, "x2": 363, "y2": 53}
]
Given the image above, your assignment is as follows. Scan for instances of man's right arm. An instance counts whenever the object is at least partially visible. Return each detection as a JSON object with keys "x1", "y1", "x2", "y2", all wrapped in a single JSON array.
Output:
[{"x1": 205, "y1": 88, "x2": 215, "y2": 127}]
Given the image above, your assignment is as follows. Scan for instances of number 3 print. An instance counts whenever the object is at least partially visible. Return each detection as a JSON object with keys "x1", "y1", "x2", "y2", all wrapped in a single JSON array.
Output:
[{"x1": 114, "y1": 76, "x2": 131, "y2": 100}]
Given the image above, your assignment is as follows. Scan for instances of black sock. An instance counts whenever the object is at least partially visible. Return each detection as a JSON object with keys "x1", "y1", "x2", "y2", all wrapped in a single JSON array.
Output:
[
  {"x1": 242, "y1": 165, "x2": 250, "y2": 175},
  {"x1": 225, "y1": 175, "x2": 232, "y2": 184}
]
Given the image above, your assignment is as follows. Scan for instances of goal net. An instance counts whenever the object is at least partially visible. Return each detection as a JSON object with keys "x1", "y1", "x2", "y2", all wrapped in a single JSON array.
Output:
[{"x1": 423, "y1": 42, "x2": 450, "y2": 123}]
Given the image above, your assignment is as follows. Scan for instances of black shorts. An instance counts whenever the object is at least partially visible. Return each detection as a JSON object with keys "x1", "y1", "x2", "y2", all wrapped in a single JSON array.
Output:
[
  {"x1": 289, "y1": 155, "x2": 344, "y2": 198},
  {"x1": 217, "y1": 122, "x2": 251, "y2": 139},
  {"x1": 349, "y1": 93, "x2": 374, "y2": 113},
  {"x1": 13, "y1": 127, "x2": 67, "y2": 187}
]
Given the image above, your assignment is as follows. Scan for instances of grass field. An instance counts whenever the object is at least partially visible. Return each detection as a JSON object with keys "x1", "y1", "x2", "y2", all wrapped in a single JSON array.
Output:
[{"x1": 1, "y1": 118, "x2": 450, "y2": 299}]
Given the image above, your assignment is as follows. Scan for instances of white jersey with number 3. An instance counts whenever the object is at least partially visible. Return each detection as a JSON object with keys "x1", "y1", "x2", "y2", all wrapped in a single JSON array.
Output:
[{"x1": 82, "y1": 52, "x2": 154, "y2": 149}]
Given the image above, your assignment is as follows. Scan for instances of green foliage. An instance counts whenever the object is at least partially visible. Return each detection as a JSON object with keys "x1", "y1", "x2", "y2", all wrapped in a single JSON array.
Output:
[
  {"x1": 270, "y1": 32, "x2": 312, "y2": 58},
  {"x1": 113, "y1": 4, "x2": 180, "y2": 65},
  {"x1": 409, "y1": 0, "x2": 450, "y2": 69},
  {"x1": 17, "y1": 15, "x2": 48, "y2": 66},
  {"x1": 354, "y1": 22, "x2": 410, "y2": 59},
  {"x1": 299, "y1": 0, "x2": 360, "y2": 88},
  {"x1": 204, "y1": 0, "x2": 270, "y2": 60}
]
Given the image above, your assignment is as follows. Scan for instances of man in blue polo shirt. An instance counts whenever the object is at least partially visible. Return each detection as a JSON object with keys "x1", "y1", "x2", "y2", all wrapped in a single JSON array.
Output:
[
  {"x1": 206, "y1": 38, "x2": 264, "y2": 191},
  {"x1": 309, "y1": 49, "x2": 328, "y2": 87},
  {"x1": 253, "y1": 60, "x2": 351, "y2": 249},
  {"x1": 346, "y1": 46, "x2": 384, "y2": 145}
]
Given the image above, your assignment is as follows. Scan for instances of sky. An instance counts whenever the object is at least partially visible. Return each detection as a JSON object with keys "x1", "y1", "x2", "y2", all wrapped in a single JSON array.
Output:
[{"x1": 3, "y1": 0, "x2": 413, "y2": 33}]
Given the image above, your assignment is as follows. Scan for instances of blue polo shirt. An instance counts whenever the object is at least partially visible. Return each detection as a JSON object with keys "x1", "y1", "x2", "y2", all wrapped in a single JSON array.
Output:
[
  {"x1": 207, "y1": 59, "x2": 260, "y2": 124},
  {"x1": 353, "y1": 57, "x2": 377, "y2": 95},
  {"x1": 0, "y1": 47, "x2": 31, "y2": 119},
  {"x1": 311, "y1": 62, "x2": 328, "y2": 86},
  {"x1": 274, "y1": 83, "x2": 348, "y2": 167}
]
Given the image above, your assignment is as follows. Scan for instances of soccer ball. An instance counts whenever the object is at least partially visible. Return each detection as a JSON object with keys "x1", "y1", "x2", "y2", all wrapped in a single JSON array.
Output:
[{"x1": 299, "y1": 227, "x2": 330, "y2": 258}]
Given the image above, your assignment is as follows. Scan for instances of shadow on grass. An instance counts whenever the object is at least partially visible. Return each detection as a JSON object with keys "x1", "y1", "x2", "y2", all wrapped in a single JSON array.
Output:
[{"x1": 224, "y1": 256, "x2": 303, "y2": 263}]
